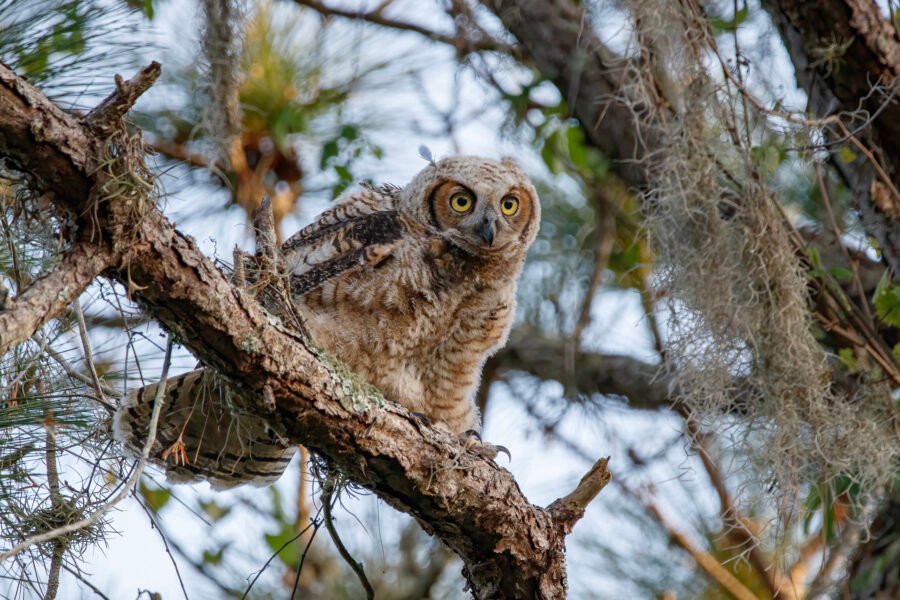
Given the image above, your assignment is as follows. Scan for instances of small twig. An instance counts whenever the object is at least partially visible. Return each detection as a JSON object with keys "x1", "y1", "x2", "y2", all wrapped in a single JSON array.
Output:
[
  {"x1": 253, "y1": 196, "x2": 278, "y2": 274},
  {"x1": 291, "y1": 514, "x2": 322, "y2": 600},
  {"x1": 43, "y1": 423, "x2": 64, "y2": 600},
  {"x1": 148, "y1": 515, "x2": 242, "y2": 596},
  {"x1": 41, "y1": 341, "x2": 121, "y2": 406},
  {"x1": 835, "y1": 121, "x2": 900, "y2": 204},
  {"x1": 242, "y1": 512, "x2": 322, "y2": 599},
  {"x1": 815, "y1": 163, "x2": 876, "y2": 326},
  {"x1": 73, "y1": 298, "x2": 111, "y2": 409},
  {"x1": 62, "y1": 563, "x2": 112, "y2": 600},
  {"x1": 0, "y1": 338, "x2": 173, "y2": 562},
  {"x1": 85, "y1": 62, "x2": 162, "y2": 131},
  {"x1": 133, "y1": 494, "x2": 190, "y2": 600},
  {"x1": 546, "y1": 456, "x2": 612, "y2": 534},
  {"x1": 688, "y1": 421, "x2": 778, "y2": 597},
  {"x1": 573, "y1": 192, "x2": 616, "y2": 346},
  {"x1": 807, "y1": 516, "x2": 865, "y2": 597},
  {"x1": 321, "y1": 476, "x2": 374, "y2": 599}
]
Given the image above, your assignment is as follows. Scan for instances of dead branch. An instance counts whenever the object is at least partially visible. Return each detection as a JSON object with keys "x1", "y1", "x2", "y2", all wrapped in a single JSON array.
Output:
[
  {"x1": 546, "y1": 457, "x2": 611, "y2": 535},
  {"x1": 85, "y1": 62, "x2": 162, "y2": 132},
  {"x1": 491, "y1": 325, "x2": 676, "y2": 412}
]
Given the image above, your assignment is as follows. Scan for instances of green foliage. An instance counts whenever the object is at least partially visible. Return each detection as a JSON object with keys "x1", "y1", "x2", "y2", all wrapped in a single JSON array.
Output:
[
  {"x1": 750, "y1": 143, "x2": 785, "y2": 178},
  {"x1": 709, "y1": 6, "x2": 749, "y2": 33},
  {"x1": 124, "y1": 0, "x2": 155, "y2": 20},
  {"x1": 0, "y1": 0, "x2": 146, "y2": 95},
  {"x1": 540, "y1": 119, "x2": 608, "y2": 179},
  {"x1": 873, "y1": 271, "x2": 900, "y2": 327},
  {"x1": 320, "y1": 125, "x2": 383, "y2": 199},
  {"x1": 139, "y1": 481, "x2": 172, "y2": 513},
  {"x1": 199, "y1": 498, "x2": 232, "y2": 522}
]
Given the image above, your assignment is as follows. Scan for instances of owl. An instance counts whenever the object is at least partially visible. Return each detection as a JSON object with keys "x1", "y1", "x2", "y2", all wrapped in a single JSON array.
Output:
[{"x1": 114, "y1": 156, "x2": 540, "y2": 488}]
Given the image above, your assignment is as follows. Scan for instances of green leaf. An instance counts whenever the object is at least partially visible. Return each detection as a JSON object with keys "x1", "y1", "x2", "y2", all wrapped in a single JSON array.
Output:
[
  {"x1": 331, "y1": 179, "x2": 350, "y2": 200},
  {"x1": 828, "y1": 266, "x2": 853, "y2": 282},
  {"x1": 199, "y1": 499, "x2": 231, "y2": 522},
  {"x1": 709, "y1": 7, "x2": 749, "y2": 34},
  {"x1": 838, "y1": 146, "x2": 857, "y2": 164},
  {"x1": 139, "y1": 481, "x2": 172, "y2": 513},
  {"x1": 125, "y1": 0, "x2": 155, "y2": 19},
  {"x1": 334, "y1": 165, "x2": 352, "y2": 182},
  {"x1": 320, "y1": 140, "x2": 339, "y2": 169},
  {"x1": 566, "y1": 125, "x2": 588, "y2": 170},
  {"x1": 838, "y1": 348, "x2": 858, "y2": 372},
  {"x1": 873, "y1": 271, "x2": 900, "y2": 327},
  {"x1": 751, "y1": 144, "x2": 784, "y2": 177},
  {"x1": 201, "y1": 546, "x2": 226, "y2": 566},
  {"x1": 264, "y1": 525, "x2": 301, "y2": 567}
]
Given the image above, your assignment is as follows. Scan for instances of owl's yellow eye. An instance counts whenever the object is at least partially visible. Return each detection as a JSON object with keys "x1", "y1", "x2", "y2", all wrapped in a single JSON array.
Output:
[
  {"x1": 449, "y1": 191, "x2": 474, "y2": 213},
  {"x1": 500, "y1": 196, "x2": 519, "y2": 216}
]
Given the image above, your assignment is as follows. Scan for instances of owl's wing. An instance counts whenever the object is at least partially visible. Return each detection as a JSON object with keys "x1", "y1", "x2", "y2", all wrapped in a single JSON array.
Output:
[{"x1": 282, "y1": 185, "x2": 405, "y2": 296}]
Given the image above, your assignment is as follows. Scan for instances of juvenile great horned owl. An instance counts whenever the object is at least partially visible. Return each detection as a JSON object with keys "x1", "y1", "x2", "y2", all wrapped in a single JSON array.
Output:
[{"x1": 114, "y1": 156, "x2": 540, "y2": 487}]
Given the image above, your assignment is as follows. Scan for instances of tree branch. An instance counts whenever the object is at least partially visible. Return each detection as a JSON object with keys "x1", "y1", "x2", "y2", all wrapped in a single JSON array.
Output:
[
  {"x1": 483, "y1": 0, "x2": 653, "y2": 190},
  {"x1": 0, "y1": 62, "x2": 609, "y2": 598},
  {"x1": 761, "y1": 0, "x2": 900, "y2": 276},
  {"x1": 0, "y1": 242, "x2": 115, "y2": 354},
  {"x1": 289, "y1": 0, "x2": 515, "y2": 55},
  {"x1": 491, "y1": 326, "x2": 674, "y2": 412}
]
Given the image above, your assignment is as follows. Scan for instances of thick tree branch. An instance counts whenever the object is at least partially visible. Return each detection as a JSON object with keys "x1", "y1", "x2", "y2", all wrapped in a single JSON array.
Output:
[
  {"x1": 761, "y1": 0, "x2": 900, "y2": 276},
  {"x1": 0, "y1": 62, "x2": 608, "y2": 599},
  {"x1": 0, "y1": 241, "x2": 115, "y2": 353},
  {"x1": 483, "y1": 0, "x2": 652, "y2": 190},
  {"x1": 491, "y1": 326, "x2": 673, "y2": 412}
]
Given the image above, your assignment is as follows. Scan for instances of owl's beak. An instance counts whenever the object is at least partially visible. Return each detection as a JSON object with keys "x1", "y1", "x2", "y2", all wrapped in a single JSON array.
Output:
[{"x1": 479, "y1": 218, "x2": 496, "y2": 246}]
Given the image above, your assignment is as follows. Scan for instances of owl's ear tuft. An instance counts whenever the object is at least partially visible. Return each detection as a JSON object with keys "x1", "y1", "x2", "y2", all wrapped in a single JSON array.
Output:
[
  {"x1": 418, "y1": 144, "x2": 435, "y2": 165},
  {"x1": 500, "y1": 156, "x2": 522, "y2": 171}
]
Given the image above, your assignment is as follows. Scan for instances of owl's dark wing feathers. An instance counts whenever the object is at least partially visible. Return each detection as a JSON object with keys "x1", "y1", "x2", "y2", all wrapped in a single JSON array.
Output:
[
  {"x1": 282, "y1": 189, "x2": 405, "y2": 297},
  {"x1": 287, "y1": 210, "x2": 403, "y2": 296}
]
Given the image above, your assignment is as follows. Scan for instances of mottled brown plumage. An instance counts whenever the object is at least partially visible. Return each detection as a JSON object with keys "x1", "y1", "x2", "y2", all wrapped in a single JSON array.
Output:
[{"x1": 114, "y1": 156, "x2": 540, "y2": 487}]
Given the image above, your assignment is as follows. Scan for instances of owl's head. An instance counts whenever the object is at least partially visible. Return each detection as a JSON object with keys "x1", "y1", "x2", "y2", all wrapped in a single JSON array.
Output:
[{"x1": 401, "y1": 156, "x2": 541, "y2": 257}]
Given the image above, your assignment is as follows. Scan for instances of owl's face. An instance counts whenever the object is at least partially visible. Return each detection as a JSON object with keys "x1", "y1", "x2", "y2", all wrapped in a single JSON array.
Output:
[{"x1": 403, "y1": 156, "x2": 541, "y2": 257}]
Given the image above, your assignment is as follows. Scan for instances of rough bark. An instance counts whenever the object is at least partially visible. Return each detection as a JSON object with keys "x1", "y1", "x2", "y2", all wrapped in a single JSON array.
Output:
[
  {"x1": 0, "y1": 241, "x2": 116, "y2": 353},
  {"x1": 0, "y1": 62, "x2": 610, "y2": 599},
  {"x1": 761, "y1": 0, "x2": 900, "y2": 276}
]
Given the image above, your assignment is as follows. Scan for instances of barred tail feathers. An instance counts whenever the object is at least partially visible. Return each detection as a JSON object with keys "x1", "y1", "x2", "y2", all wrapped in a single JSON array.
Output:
[{"x1": 113, "y1": 368, "x2": 296, "y2": 489}]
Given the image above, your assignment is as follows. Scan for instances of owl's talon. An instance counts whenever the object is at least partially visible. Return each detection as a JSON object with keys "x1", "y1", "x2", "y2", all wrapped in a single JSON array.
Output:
[
  {"x1": 458, "y1": 430, "x2": 510, "y2": 462},
  {"x1": 494, "y1": 444, "x2": 511, "y2": 462},
  {"x1": 462, "y1": 429, "x2": 481, "y2": 441},
  {"x1": 410, "y1": 411, "x2": 432, "y2": 426}
]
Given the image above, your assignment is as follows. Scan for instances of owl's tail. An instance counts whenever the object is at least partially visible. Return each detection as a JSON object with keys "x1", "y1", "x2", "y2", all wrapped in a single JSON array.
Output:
[{"x1": 113, "y1": 368, "x2": 296, "y2": 489}]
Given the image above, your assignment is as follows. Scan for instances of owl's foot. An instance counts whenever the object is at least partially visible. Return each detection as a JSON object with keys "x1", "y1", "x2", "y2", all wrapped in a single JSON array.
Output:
[
  {"x1": 161, "y1": 434, "x2": 189, "y2": 466},
  {"x1": 459, "y1": 430, "x2": 511, "y2": 462}
]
